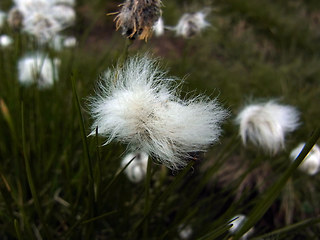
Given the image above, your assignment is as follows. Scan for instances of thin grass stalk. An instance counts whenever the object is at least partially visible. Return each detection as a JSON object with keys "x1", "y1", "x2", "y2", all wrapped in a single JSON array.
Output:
[
  {"x1": 197, "y1": 224, "x2": 231, "y2": 240},
  {"x1": 103, "y1": 156, "x2": 136, "y2": 195},
  {"x1": 81, "y1": 210, "x2": 117, "y2": 224},
  {"x1": 0, "y1": 172, "x2": 15, "y2": 220},
  {"x1": 143, "y1": 158, "x2": 152, "y2": 239},
  {"x1": 234, "y1": 127, "x2": 320, "y2": 239},
  {"x1": 21, "y1": 103, "x2": 53, "y2": 240},
  {"x1": 14, "y1": 219, "x2": 22, "y2": 240},
  {"x1": 71, "y1": 74, "x2": 95, "y2": 238},
  {"x1": 95, "y1": 127, "x2": 102, "y2": 205},
  {"x1": 16, "y1": 180, "x2": 34, "y2": 239}
]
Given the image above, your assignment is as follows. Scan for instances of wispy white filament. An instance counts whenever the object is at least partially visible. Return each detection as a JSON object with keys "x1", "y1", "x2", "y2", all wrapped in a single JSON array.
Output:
[
  {"x1": 236, "y1": 101, "x2": 300, "y2": 154},
  {"x1": 89, "y1": 55, "x2": 228, "y2": 170},
  {"x1": 121, "y1": 152, "x2": 149, "y2": 183},
  {"x1": 18, "y1": 52, "x2": 60, "y2": 89},
  {"x1": 290, "y1": 143, "x2": 320, "y2": 175}
]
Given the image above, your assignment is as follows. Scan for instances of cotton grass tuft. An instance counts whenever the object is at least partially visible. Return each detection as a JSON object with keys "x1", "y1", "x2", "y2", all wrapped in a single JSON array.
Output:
[
  {"x1": 236, "y1": 100, "x2": 300, "y2": 154},
  {"x1": 89, "y1": 55, "x2": 228, "y2": 170}
]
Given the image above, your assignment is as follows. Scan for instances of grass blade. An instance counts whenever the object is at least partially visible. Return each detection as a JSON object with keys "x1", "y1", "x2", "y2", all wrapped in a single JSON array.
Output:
[
  {"x1": 81, "y1": 210, "x2": 117, "y2": 224},
  {"x1": 14, "y1": 219, "x2": 22, "y2": 240}
]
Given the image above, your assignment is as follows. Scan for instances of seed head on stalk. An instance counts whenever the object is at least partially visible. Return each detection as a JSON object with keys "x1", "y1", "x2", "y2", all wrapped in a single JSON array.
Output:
[{"x1": 112, "y1": 0, "x2": 162, "y2": 41}]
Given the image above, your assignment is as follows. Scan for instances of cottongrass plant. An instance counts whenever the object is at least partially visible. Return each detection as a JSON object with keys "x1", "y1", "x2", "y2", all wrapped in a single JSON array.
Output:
[
  {"x1": 9, "y1": 0, "x2": 75, "y2": 44},
  {"x1": 290, "y1": 143, "x2": 320, "y2": 175},
  {"x1": 18, "y1": 52, "x2": 60, "y2": 89},
  {"x1": 89, "y1": 55, "x2": 228, "y2": 170},
  {"x1": 113, "y1": 0, "x2": 162, "y2": 41},
  {"x1": 236, "y1": 100, "x2": 300, "y2": 154},
  {"x1": 121, "y1": 151, "x2": 149, "y2": 183}
]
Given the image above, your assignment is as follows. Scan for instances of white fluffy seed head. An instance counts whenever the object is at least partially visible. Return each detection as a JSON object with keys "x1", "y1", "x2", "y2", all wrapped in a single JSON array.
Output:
[
  {"x1": 175, "y1": 10, "x2": 210, "y2": 38},
  {"x1": 18, "y1": 52, "x2": 60, "y2": 89},
  {"x1": 121, "y1": 152, "x2": 149, "y2": 183},
  {"x1": 89, "y1": 55, "x2": 228, "y2": 170},
  {"x1": 0, "y1": 35, "x2": 13, "y2": 47},
  {"x1": 63, "y1": 36, "x2": 77, "y2": 48},
  {"x1": 236, "y1": 100, "x2": 300, "y2": 154},
  {"x1": 290, "y1": 143, "x2": 320, "y2": 175}
]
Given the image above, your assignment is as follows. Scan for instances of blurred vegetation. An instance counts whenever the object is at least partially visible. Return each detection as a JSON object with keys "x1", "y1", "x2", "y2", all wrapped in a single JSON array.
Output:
[{"x1": 0, "y1": 0, "x2": 320, "y2": 239}]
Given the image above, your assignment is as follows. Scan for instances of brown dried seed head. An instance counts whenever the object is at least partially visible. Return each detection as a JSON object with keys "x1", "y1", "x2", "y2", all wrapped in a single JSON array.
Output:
[{"x1": 113, "y1": 0, "x2": 162, "y2": 41}]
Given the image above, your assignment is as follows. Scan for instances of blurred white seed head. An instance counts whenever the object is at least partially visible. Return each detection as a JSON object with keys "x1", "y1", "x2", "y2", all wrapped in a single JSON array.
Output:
[
  {"x1": 0, "y1": 35, "x2": 13, "y2": 47},
  {"x1": 290, "y1": 143, "x2": 320, "y2": 175},
  {"x1": 121, "y1": 152, "x2": 149, "y2": 183},
  {"x1": 175, "y1": 10, "x2": 210, "y2": 38},
  {"x1": 0, "y1": 11, "x2": 6, "y2": 28},
  {"x1": 153, "y1": 17, "x2": 164, "y2": 36},
  {"x1": 18, "y1": 53, "x2": 60, "y2": 89},
  {"x1": 11, "y1": 0, "x2": 75, "y2": 43},
  {"x1": 229, "y1": 214, "x2": 254, "y2": 240},
  {"x1": 50, "y1": 35, "x2": 77, "y2": 50},
  {"x1": 178, "y1": 224, "x2": 193, "y2": 240},
  {"x1": 63, "y1": 36, "x2": 77, "y2": 48},
  {"x1": 51, "y1": 5, "x2": 76, "y2": 27},
  {"x1": 89, "y1": 55, "x2": 228, "y2": 170},
  {"x1": 236, "y1": 101, "x2": 300, "y2": 154}
]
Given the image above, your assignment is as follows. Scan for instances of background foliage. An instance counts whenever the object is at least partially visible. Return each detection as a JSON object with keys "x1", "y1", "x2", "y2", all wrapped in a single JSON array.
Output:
[{"x1": 0, "y1": 0, "x2": 320, "y2": 239}]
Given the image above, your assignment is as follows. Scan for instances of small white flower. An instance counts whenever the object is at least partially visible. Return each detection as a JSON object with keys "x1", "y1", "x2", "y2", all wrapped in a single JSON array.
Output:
[
  {"x1": 153, "y1": 17, "x2": 164, "y2": 36},
  {"x1": 229, "y1": 215, "x2": 254, "y2": 240},
  {"x1": 236, "y1": 101, "x2": 300, "y2": 154},
  {"x1": 0, "y1": 35, "x2": 13, "y2": 47},
  {"x1": 63, "y1": 36, "x2": 77, "y2": 48},
  {"x1": 175, "y1": 10, "x2": 210, "y2": 38},
  {"x1": 178, "y1": 224, "x2": 193, "y2": 239},
  {"x1": 290, "y1": 143, "x2": 320, "y2": 175},
  {"x1": 121, "y1": 152, "x2": 149, "y2": 183},
  {"x1": 0, "y1": 11, "x2": 6, "y2": 28},
  {"x1": 89, "y1": 55, "x2": 228, "y2": 170},
  {"x1": 18, "y1": 52, "x2": 60, "y2": 89}
]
